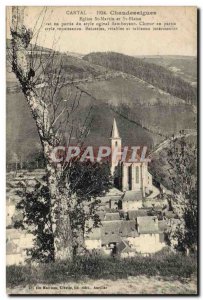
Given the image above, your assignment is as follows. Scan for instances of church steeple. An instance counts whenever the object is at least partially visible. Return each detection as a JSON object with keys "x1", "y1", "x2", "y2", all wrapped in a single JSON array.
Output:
[
  {"x1": 111, "y1": 118, "x2": 120, "y2": 139},
  {"x1": 110, "y1": 118, "x2": 122, "y2": 176}
]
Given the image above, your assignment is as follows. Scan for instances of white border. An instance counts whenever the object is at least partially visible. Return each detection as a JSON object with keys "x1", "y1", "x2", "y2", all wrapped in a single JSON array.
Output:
[{"x1": 0, "y1": 1, "x2": 201, "y2": 299}]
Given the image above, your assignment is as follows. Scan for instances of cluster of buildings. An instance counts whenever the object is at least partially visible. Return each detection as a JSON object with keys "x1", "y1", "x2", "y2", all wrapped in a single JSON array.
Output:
[
  {"x1": 84, "y1": 119, "x2": 170, "y2": 257},
  {"x1": 6, "y1": 169, "x2": 45, "y2": 265},
  {"x1": 6, "y1": 119, "x2": 174, "y2": 264}
]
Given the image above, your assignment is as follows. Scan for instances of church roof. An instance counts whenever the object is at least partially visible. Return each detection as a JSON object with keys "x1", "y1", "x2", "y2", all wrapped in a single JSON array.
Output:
[
  {"x1": 111, "y1": 118, "x2": 120, "y2": 139},
  {"x1": 122, "y1": 190, "x2": 143, "y2": 202}
]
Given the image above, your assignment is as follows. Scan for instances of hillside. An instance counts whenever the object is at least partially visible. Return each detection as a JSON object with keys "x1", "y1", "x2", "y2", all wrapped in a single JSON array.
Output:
[
  {"x1": 6, "y1": 47, "x2": 197, "y2": 167},
  {"x1": 135, "y1": 55, "x2": 197, "y2": 86},
  {"x1": 83, "y1": 52, "x2": 197, "y2": 106},
  {"x1": 149, "y1": 134, "x2": 197, "y2": 191}
]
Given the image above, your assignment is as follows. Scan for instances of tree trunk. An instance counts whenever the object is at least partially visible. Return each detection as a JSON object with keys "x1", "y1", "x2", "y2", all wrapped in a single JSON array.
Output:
[
  {"x1": 11, "y1": 6, "x2": 73, "y2": 261},
  {"x1": 46, "y1": 159, "x2": 73, "y2": 261}
]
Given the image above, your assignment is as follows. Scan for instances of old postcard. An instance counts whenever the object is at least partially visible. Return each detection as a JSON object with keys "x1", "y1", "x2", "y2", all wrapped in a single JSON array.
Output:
[{"x1": 6, "y1": 6, "x2": 198, "y2": 295}]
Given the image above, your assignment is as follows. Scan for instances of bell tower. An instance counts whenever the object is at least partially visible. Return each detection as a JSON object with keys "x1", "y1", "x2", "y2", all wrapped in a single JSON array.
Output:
[{"x1": 110, "y1": 118, "x2": 122, "y2": 176}]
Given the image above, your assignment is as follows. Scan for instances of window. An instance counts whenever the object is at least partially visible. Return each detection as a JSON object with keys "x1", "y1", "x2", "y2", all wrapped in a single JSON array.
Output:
[
  {"x1": 128, "y1": 166, "x2": 132, "y2": 190},
  {"x1": 136, "y1": 166, "x2": 139, "y2": 183}
]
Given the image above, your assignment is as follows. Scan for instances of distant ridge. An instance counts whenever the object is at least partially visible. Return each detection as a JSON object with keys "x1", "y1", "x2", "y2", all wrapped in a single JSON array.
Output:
[{"x1": 83, "y1": 52, "x2": 197, "y2": 105}]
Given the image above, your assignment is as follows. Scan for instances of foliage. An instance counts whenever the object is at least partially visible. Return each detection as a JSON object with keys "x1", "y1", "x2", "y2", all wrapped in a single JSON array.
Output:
[
  {"x1": 10, "y1": 7, "x2": 99, "y2": 261},
  {"x1": 26, "y1": 151, "x2": 46, "y2": 170},
  {"x1": 14, "y1": 161, "x2": 112, "y2": 261},
  {"x1": 84, "y1": 52, "x2": 196, "y2": 105},
  {"x1": 63, "y1": 161, "x2": 112, "y2": 255},
  {"x1": 14, "y1": 182, "x2": 55, "y2": 262},
  {"x1": 166, "y1": 136, "x2": 197, "y2": 252},
  {"x1": 7, "y1": 252, "x2": 197, "y2": 288}
]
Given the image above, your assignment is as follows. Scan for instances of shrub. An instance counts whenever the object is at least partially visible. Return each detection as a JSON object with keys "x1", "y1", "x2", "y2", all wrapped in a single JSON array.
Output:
[
  {"x1": 6, "y1": 265, "x2": 29, "y2": 288},
  {"x1": 6, "y1": 253, "x2": 197, "y2": 288}
]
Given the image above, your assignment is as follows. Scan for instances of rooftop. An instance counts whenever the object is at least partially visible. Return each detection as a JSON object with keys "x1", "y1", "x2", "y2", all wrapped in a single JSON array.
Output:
[
  {"x1": 122, "y1": 190, "x2": 143, "y2": 202},
  {"x1": 101, "y1": 220, "x2": 138, "y2": 244},
  {"x1": 128, "y1": 209, "x2": 148, "y2": 219},
  {"x1": 158, "y1": 220, "x2": 168, "y2": 232},
  {"x1": 104, "y1": 212, "x2": 120, "y2": 221},
  {"x1": 137, "y1": 216, "x2": 159, "y2": 234},
  {"x1": 85, "y1": 227, "x2": 101, "y2": 240},
  {"x1": 106, "y1": 187, "x2": 123, "y2": 197},
  {"x1": 111, "y1": 118, "x2": 120, "y2": 139}
]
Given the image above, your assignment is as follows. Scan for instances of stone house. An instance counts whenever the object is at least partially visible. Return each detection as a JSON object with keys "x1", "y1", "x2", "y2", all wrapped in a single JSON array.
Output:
[
  {"x1": 126, "y1": 216, "x2": 166, "y2": 254},
  {"x1": 6, "y1": 228, "x2": 34, "y2": 266},
  {"x1": 84, "y1": 216, "x2": 166, "y2": 256},
  {"x1": 85, "y1": 227, "x2": 101, "y2": 251},
  {"x1": 122, "y1": 190, "x2": 143, "y2": 212}
]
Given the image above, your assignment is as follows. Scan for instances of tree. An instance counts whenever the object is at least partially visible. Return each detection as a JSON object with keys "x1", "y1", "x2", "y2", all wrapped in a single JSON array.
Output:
[
  {"x1": 10, "y1": 7, "x2": 93, "y2": 260},
  {"x1": 84, "y1": 52, "x2": 197, "y2": 105},
  {"x1": 166, "y1": 136, "x2": 197, "y2": 253},
  {"x1": 15, "y1": 183, "x2": 55, "y2": 262},
  {"x1": 14, "y1": 161, "x2": 112, "y2": 262},
  {"x1": 9, "y1": 152, "x2": 20, "y2": 171},
  {"x1": 64, "y1": 161, "x2": 112, "y2": 256}
]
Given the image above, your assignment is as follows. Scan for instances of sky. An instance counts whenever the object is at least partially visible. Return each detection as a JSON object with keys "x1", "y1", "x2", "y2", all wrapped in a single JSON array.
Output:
[{"x1": 6, "y1": 6, "x2": 197, "y2": 56}]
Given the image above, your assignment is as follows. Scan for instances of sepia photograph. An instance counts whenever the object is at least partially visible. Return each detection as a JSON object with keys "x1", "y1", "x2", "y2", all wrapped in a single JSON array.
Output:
[{"x1": 6, "y1": 6, "x2": 198, "y2": 295}]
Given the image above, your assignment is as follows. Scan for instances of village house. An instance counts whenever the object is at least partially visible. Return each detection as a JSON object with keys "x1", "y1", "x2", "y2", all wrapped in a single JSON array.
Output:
[
  {"x1": 85, "y1": 216, "x2": 166, "y2": 256},
  {"x1": 127, "y1": 216, "x2": 165, "y2": 254},
  {"x1": 84, "y1": 227, "x2": 101, "y2": 251},
  {"x1": 6, "y1": 196, "x2": 16, "y2": 227},
  {"x1": 6, "y1": 120, "x2": 170, "y2": 264},
  {"x1": 7, "y1": 228, "x2": 34, "y2": 266},
  {"x1": 122, "y1": 190, "x2": 143, "y2": 212},
  {"x1": 6, "y1": 170, "x2": 43, "y2": 265}
]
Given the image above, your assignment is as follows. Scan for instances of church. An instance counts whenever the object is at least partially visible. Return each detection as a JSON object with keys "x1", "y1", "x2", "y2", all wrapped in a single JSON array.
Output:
[
  {"x1": 84, "y1": 119, "x2": 167, "y2": 255},
  {"x1": 109, "y1": 118, "x2": 160, "y2": 211}
]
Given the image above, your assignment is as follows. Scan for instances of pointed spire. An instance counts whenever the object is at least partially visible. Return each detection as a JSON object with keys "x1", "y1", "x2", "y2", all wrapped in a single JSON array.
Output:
[{"x1": 111, "y1": 118, "x2": 120, "y2": 138}]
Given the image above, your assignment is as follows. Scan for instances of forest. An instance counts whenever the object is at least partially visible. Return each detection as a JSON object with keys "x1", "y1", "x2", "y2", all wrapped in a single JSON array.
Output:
[{"x1": 84, "y1": 52, "x2": 197, "y2": 105}]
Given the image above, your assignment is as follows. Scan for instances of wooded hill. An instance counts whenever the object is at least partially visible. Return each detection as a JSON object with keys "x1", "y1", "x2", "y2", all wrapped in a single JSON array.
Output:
[{"x1": 84, "y1": 52, "x2": 197, "y2": 105}]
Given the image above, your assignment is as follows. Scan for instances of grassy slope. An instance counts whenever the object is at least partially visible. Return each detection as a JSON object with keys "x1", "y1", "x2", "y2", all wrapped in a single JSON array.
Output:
[
  {"x1": 7, "y1": 76, "x2": 196, "y2": 158},
  {"x1": 83, "y1": 52, "x2": 197, "y2": 105},
  {"x1": 136, "y1": 56, "x2": 197, "y2": 85},
  {"x1": 7, "y1": 277, "x2": 197, "y2": 295},
  {"x1": 7, "y1": 253, "x2": 197, "y2": 292},
  {"x1": 7, "y1": 50, "x2": 196, "y2": 163},
  {"x1": 149, "y1": 134, "x2": 197, "y2": 191}
]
